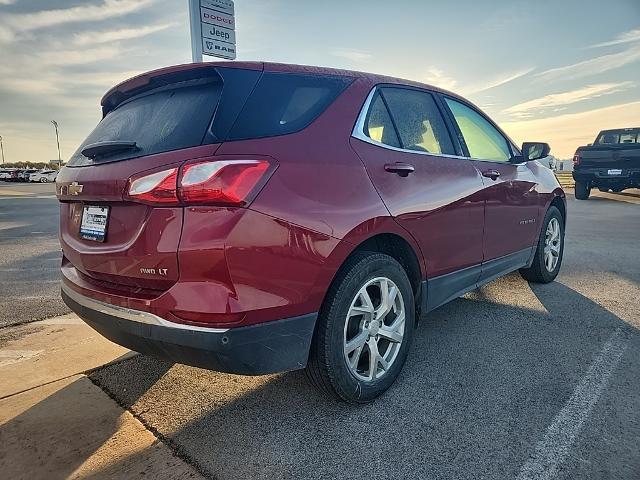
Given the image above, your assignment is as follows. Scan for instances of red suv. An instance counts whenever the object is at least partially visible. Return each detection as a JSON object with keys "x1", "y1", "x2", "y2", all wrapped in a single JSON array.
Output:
[{"x1": 57, "y1": 62, "x2": 565, "y2": 402}]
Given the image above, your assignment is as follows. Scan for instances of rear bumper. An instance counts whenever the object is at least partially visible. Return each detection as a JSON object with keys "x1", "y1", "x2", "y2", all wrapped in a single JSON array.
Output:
[
  {"x1": 62, "y1": 284, "x2": 317, "y2": 375},
  {"x1": 573, "y1": 169, "x2": 640, "y2": 186}
]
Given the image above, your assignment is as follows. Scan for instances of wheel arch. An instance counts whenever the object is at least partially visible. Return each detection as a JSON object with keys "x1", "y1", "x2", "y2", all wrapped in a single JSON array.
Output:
[
  {"x1": 316, "y1": 223, "x2": 427, "y2": 317},
  {"x1": 549, "y1": 190, "x2": 567, "y2": 226}
]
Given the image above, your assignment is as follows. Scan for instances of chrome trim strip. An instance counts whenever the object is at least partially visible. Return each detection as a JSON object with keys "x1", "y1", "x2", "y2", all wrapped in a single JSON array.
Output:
[
  {"x1": 62, "y1": 283, "x2": 230, "y2": 334},
  {"x1": 351, "y1": 86, "x2": 470, "y2": 161}
]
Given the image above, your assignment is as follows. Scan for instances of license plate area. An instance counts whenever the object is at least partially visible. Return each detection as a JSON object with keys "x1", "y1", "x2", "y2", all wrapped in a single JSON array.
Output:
[
  {"x1": 607, "y1": 169, "x2": 623, "y2": 175},
  {"x1": 80, "y1": 205, "x2": 110, "y2": 242}
]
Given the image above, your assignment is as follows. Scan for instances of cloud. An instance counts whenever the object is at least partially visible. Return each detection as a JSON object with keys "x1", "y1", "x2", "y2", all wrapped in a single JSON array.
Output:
[
  {"x1": 0, "y1": 78, "x2": 62, "y2": 95},
  {"x1": 73, "y1": 22, "x2": 176, "y2": 46},
  {"x1": 0, "y1": 24, "x2": 13, "y2": 43},
  {"x1": 504, "y1": 82, "x2": 635, "y2": 117},
  {"x1": 0, "y1": 0, "x2": 17, "y2": 5},
  {"x1": 462, "y1": 67, "x2": 534, "y2": 95},
  {"x1": 37, "y1": 46, "x2": 122, "y2": 66},
  {"x1": 423, "y1": 68, "x2": 458, "y2": 91},
  {"x1": 502, "y1": 101, "x2": 640, "y2": 158},
  {"x1": 423, "y1": 66, "x2": 533, "y2": 96},
  {"x1": 590, "y1": 28, "x2": 640, "y2": 48},
  {"x1": 330, "y1": 49, "x2": 372, "y2": 62},
  {"x1": 536, "y1": 44, "x2": 640, "y2": 82},
  {"x1": 1, "y1": 0, "x2": 154, "y2": 33}
]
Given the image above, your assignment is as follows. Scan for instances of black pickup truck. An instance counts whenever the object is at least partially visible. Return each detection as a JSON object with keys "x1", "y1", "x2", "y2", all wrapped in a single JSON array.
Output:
[{"x1": 572, "y1": 127, "x2": 640, "y2": 199}]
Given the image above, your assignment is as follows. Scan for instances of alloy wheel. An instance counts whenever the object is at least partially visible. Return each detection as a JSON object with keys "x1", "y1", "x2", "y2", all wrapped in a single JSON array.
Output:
[
  {"x1": 343, "y1": 276, "x2": 405, "y2": 382},
  {"x1": 544, "y1": 217, "x2": 561, "y2": 272}
]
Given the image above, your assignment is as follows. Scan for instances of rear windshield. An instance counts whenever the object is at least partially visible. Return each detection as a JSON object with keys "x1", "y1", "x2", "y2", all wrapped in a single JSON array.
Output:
[
  {"x1": 226, "y1": 72, "x2": 353, "y2": 140},
  {"x1": 67, "y1": 69, "x2": 352, "y2": 166},
  {"x1": 68, "y1": 77, "x2": 222, "y2": 166},
  {"x1": 596, "y1": 130, "x2": 639, "y2": 145}
]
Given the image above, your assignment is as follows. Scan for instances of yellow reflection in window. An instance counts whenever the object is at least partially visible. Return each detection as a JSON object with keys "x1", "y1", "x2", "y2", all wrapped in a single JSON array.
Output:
[
  {"x1": 368, "y1": 126, "x2": 384, "y2": 143},
  {"x1": 416, "y1": 120, "x2": 442, "y2": 153}
]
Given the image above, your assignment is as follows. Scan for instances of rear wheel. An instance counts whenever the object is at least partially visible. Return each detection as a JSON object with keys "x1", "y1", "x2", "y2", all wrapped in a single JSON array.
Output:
[
  {"x1": 40, "y1": 177, "x2": 48, "y2": 183},
  {"x1": 520, "y1": 206, "x2": 564, "y2": 283},
  {"x1": 305, "y1": 252, "x2": 415, "y2": 403},
  {"x1": 575, "y1": 180, "x2": 590, "y2": 200}
]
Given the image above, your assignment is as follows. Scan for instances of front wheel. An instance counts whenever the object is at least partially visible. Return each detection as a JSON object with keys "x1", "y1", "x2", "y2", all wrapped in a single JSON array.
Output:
[
  {"x1": 575, "y1": 180, "x2": 590, "y2": 200},
  {"x1": 305, "y1": 252, "x2": 415, "y2": 403},
  {"x1": 520, "y1": 206, "x2": 564, "y2": 283},
  {"x1": 40, "y1": 177, "x2": 48, "y2": 183}
]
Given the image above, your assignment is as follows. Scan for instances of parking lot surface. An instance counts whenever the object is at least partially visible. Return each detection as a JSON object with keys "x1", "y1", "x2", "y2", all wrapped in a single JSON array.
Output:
[
  {"x1": 1, "y1": 183, "x2": 639, "y2": 479},
  {"x1": 0, "y1": 182, "x2": 67, "y2": 327},
  {"x1": 89, "y1": 191, "x2": 639, "y2": 480}
]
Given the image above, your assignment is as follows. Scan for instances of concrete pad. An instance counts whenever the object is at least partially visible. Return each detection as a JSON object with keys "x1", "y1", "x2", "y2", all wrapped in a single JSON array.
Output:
[
  {"x1": 0, "y1": 314, "x2": 132, "y2": 398},
  {"x1": 0, "y1": 375, "x2": 203, "y2": 480}
]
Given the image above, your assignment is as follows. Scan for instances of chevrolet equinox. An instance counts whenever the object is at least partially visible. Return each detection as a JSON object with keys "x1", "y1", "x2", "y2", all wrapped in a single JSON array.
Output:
[{"x1": 57, "y1": 62, "x2": 566, "y2": 403}]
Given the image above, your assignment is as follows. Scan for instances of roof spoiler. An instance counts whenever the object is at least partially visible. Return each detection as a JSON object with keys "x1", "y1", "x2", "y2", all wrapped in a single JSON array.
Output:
[{"x1": 100, "y1": 62, "x2": 264, "y2": 116}]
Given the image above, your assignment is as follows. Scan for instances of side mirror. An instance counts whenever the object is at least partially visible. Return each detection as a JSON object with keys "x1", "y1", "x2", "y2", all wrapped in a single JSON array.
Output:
[{"x1": 522, "y1": 142, "x2": 551, "y2": 161}]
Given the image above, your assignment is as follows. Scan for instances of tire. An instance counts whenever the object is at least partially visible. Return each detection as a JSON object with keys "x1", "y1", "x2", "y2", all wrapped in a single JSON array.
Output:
[
  {"x1": 305, "y1": 252, "x2": 415, "y2": 403},
  {"x1": 40, "y1": 177, "x2": 47, "y2": 183},
  {"x1": 520, "y1": 206, "x2": 564, "y2": 283},
  {"x1": 598, "y1": 187, "x2": 609, "y2": 193},
  {"x1": 575, "y1": 180, "x2": 590, "y2": 200}
]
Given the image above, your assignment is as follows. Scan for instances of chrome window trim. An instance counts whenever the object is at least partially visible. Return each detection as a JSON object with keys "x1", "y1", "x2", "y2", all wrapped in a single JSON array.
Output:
[
  {"x1": 351, "y1": 86, "x2": 470, "y2": 161},
  {"x1": 62, "y1": 283, "x2": 230, "y2": 333}
]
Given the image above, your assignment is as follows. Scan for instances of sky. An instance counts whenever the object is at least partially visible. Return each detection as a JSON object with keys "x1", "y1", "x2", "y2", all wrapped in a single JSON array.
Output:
[{"x1": 0, "y1": 0, "x2": 639, "y2": 163}]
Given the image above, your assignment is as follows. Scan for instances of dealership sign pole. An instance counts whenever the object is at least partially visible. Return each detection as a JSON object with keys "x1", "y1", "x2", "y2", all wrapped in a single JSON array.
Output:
[{"x1": 189, "y1": 0, "x2": 236, "y2": 62}]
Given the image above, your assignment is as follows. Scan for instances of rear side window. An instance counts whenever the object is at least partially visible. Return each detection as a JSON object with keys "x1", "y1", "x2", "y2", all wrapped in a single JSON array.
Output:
[
  {"x1": 445, "y1": 98, "x2": 511, "y2": 162},
  {"x1": 227, "y1": 72, "x2": 353, "y2": 140},
  {"x1": 381, "y1": 88, "x2": 454, "y2": 155},
  {"x1": 364, "y1": 93, "x2": 401, "y2": 148},
  {"x1": 68, "y1": 78, "x2": 222, "y2": 166}
]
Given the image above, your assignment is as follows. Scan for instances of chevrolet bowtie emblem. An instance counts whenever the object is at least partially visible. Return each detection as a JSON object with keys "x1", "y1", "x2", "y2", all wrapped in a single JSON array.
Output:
[
  {"x1": 59, "y1": 182, "x2": 83, "y2": 196},
  {"x1": 68, "y1": 182, "x2": 83, "y2": 195}
]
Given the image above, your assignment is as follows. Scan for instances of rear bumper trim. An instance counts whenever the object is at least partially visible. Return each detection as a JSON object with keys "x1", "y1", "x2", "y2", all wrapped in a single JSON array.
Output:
[
  {"x1": 61, "y1": 284, "x2": 318, "y2": 375},
  {"x1": 62, "y1": 283, "x2": 229, "y2": 333}
]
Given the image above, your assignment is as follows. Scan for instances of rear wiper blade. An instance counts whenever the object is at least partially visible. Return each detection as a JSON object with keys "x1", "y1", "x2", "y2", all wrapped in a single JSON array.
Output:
[{"x1": 81, "y1": 141, "x2": 138, "y2": 159}]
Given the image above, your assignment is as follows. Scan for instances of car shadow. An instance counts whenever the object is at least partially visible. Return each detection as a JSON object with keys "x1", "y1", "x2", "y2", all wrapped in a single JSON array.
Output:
[{"x1": 76, "y1": 275, "x2": 639, "y2": 480}]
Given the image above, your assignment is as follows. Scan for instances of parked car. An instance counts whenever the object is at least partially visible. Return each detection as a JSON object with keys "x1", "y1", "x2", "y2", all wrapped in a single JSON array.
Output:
[
  {"x1": 29, "y1": 170, "x2": 58, "y2": 183},
  {"x1": 18, "y1": 169, "x2": 38, "y2": 182},
  {"x1": 573, "y1": 127, "x2": 640, "y2": 199},
  {"x1": 6, "y1": 169, "x2": 21, "y2": 181},
  {"x1": 56, "y1": 62, "x2": 566, "y2": 403},
  {"x1": 0, "y1": 169, "x2": 14, "y2": 181}
]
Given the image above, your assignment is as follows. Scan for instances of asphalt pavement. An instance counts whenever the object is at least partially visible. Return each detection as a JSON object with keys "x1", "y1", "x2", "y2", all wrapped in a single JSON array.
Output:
[
  {"x1": 90, "y1": 190, "x2": 640, "y2": 480},
  {"x1": 2, "y1": 181, "x2": 639, "y2": 479},
  {"x1": 0, "y1": 182, "x2": 67, "y2": 327}
]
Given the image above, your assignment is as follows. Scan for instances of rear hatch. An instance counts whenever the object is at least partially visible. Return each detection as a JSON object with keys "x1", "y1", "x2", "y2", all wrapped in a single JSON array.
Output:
[{"x1": 57, "y1": 64, "x2": 263, "y2": 293}]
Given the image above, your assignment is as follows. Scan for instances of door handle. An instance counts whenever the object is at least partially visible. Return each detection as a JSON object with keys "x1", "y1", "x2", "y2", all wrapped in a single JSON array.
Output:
[
  {"x1": 482, "y1": 169, "x2": 501, "y2": 180},
  {"x1": 384, "y1": 163, "x2": 415, "y2": 177}
]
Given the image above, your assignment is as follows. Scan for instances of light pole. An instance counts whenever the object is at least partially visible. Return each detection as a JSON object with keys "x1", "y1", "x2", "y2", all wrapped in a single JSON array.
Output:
[
  {"x1": 51, "y1": 120, "x2": 61, "y2": 163},
  {"x1": 0, "y1": 135, "x2": 4, "y2": 164}
]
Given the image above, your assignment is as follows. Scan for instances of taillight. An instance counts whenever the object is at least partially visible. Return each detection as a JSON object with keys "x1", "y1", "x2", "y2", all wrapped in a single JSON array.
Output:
[
  {"x1": 126, "y1": 168, "x2": 179, "y2": 205},
  {"x1": 573, "y1": 153, "x2": 581, "y2": 166},
  {"x1": 125, "y1": 159, "x2": 272, "y2": 207},
  {"x1": 179, "y1": 160, "x2": 271, "y2": 206}
]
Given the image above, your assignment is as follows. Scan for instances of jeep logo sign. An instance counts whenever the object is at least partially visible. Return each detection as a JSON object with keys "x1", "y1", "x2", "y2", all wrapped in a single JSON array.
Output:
[{"x1": 189, "y1": 0, "x2": 236, "y2": 61}]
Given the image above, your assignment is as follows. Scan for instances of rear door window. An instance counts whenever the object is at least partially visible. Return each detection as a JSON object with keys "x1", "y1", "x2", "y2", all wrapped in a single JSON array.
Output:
[
  {"x1": 68, "y1": 77, "x2": 223, "y2": 166},
  {"x1": 380, "y1": 87, "x2": 455, "y2": 155},
  {"x1": 227, "y1": 72, "x2": 353, "y2": 140},
  {"x1": 363, "y1": 92, "x2": 401, "y2": 148}
]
